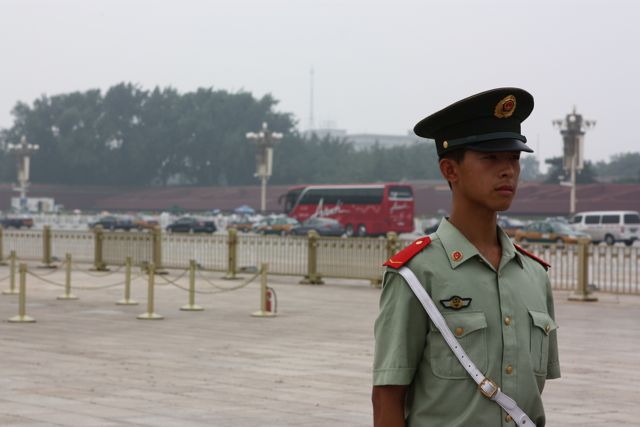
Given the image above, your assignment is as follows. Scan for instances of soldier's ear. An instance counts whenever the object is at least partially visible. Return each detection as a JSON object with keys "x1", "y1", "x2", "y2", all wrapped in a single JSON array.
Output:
[{"x1": 439, "y1": 158, "x2": 459, "y2": 185}]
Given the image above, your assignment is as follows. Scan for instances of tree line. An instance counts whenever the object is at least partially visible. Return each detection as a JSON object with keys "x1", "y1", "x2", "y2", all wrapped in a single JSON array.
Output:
[{"x1": 1, "y1": 82, "x2": 639, "y2": 186}]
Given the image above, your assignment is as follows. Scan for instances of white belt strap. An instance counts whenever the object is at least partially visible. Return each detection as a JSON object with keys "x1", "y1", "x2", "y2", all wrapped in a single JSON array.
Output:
[{"x1": 397, "y1": 267, "x2": 534, "y2": 426}]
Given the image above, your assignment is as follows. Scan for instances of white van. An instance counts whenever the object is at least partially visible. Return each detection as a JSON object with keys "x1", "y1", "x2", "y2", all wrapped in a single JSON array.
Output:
[{"x1": 571, "y1": 210, "x2": 640, "y2": 246}]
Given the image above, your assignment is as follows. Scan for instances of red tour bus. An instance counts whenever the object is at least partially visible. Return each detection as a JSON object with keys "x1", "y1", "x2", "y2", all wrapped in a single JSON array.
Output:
[{"x1": 281, "y1": 183, "x2": 414, "y2": 237}]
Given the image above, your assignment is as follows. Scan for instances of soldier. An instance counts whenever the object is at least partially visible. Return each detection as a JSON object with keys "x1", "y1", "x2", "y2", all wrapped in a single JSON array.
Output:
[{"x1": 372, "y1": 88, "x2": 560, "y2": 426}]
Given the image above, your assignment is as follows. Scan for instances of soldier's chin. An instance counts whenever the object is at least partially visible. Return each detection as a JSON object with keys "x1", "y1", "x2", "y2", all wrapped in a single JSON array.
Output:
[{"x1": 494, "y1": 199, "x2": 514, "y2": 212}]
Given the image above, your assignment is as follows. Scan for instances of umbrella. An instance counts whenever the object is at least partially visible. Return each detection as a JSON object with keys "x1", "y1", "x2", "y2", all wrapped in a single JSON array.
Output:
[{"x1": 234, "y1": 205, "x2": 255, "y2": 215}]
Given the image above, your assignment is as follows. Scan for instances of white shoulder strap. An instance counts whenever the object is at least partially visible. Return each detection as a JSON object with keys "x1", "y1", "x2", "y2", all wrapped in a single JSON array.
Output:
[{"x1": 397, "y1": 266, "x2": 534, "y2": 427}]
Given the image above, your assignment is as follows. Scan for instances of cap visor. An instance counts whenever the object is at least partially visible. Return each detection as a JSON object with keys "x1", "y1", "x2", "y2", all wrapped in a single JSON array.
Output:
[{"x1": 467, "y1": 139, "x2": 533, "y2": 153}]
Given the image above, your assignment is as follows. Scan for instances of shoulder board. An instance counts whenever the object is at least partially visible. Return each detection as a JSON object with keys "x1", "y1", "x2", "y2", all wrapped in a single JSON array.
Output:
[
  {"x1": 514, "y1": 244, "x2": 551, "y2": 270},
  {"x1": 383, "y1": 236, "x2": 431, "y2": 269}
]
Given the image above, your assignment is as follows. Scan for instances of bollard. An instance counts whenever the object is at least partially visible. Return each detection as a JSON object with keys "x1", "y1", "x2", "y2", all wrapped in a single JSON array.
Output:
[
  {"x1": 300, "y1": 230, "x2": 324, "y2": 284},
  {"x1": 8, "y1": 263, "x2": 36, "y2": 323},
  {"x1": 252, "y1": 263, "x2": 276, "y2": 317},
  {"x1": 57, "y1": 253, "x2": 78, "y2": 300},
  {"x1": 181, "y1": 260, "x2": 204, "y2": 311},
  {"x1": 117, "y1": 256, "x2": 138, "y2": 305},
  {"x1": 0, "y1": 226, "x2": 6, "y2": 266},
  {"x1": 224, "y1": 228, "x2": 238, "y2": 279},
  {"x1": 2, "y1": 251, "x2": 18, "y2": 295},
  {"x1": 568, "y1": 238, "x2": 598, "y2": 302},
  {"x1": 152, "y1": 226, "x2": 168, "y2": 275},
  {"x1": 39, "y1": 225, "x2": 56, "y2": 268},
  {"x1": 137, "y1": 263, "x2": 164, "y2": 320},
  {"x1": 92, "y1": 225, "x2": 109, "y2": 271}
]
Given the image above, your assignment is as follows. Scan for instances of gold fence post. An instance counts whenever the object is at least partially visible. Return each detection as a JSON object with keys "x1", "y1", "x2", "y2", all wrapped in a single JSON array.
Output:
[
  {"x1": 0, "y1": 225, "x2": 6, "y2": 266},
  {"x1": 137, "y1": 263, "x2": 163, "y2": 320},
  {"x1": 300, "y1": 230, "x2": 324, "y2": 285},
  {"x1": 568, "y1": 238, "x2": 598, "y2": 302},
  {"x1": 92, "y1": 225, "x2": 109, "y2": 271},
  {"x1": 370, "y1": 231, "x2": 399, "y2": 288},
  {"x1": 39, "y1": 225, "x2": 56, "y2": 269},
  {"x1": 117, "y1": 256, "x2": 138, "y2": 305},
  {"x1": 181, "y1": 259, "x2": 204, "y2": 311},
  {"x1": 8, "y1": 263, "x2": 36, "y2": 323},
  {"x1": 152, "y1": 226, "x2": 167, "y2": 275},
  {"x1": 224, "y1": 228, "x2": 238, "y2": 280},
  {"x1": 57, "y1": 253, "x2": 78, "y2": 300},
  {"x1": 2, "y1": 251, "x2": 18, "y2": 295},
  {"x1": 252, "y1": 262, "x2": 276, "y2": 317}
]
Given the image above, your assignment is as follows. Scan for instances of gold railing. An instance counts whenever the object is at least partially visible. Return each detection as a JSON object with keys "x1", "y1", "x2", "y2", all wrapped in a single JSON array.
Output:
[
  {"x1": 237, "y1": 234, "x2": 308, "y2": 276},
  {"x1": 163, "y1": 233, "x2": 228, "y2": 270},
  {"x1": 1, "y1": 226, "x2": 638, "y2": 294}
]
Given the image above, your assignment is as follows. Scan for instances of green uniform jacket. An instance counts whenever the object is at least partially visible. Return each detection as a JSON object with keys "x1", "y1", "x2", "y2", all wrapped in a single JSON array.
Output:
[{"x1": 374, "y1": 219, "x2": 560, "y2": 427}]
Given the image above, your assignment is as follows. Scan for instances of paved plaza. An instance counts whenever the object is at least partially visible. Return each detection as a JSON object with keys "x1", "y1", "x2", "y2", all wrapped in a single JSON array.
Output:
[{"x1": 1, "y1": 263, "x2": 639, "y2": 426}]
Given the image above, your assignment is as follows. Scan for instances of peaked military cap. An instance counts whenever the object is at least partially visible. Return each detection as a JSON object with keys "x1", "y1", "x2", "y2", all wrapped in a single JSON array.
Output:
[{"x1": 414, "y1": 87, "x2": 534, "y2": 156}]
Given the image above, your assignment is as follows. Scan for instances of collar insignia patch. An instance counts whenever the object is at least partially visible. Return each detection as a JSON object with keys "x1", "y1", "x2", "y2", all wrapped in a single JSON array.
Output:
[
  {"x1": 451, "y1": 250, "x2": 463, "y2": 262},
  {"x1": 440, "y1": 295, "x2": 472, "y2": 310}
]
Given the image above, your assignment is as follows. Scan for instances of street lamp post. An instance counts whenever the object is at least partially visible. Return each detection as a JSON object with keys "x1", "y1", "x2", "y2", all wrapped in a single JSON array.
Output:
[
  {"x1": 6, "y1": 136, "x2": 40, "y2": 212},
  {"x1": 246, "y1": 122, "x2": 283, "y2": 213},
  {"x1": 552, "y1": 108, "x2": 595, "y2": 215}
]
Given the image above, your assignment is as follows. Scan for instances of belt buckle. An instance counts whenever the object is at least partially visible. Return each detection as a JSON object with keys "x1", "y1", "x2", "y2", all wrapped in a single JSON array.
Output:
[{"x1": 478, "y1": 377, "x2": 499, "y2": 399}]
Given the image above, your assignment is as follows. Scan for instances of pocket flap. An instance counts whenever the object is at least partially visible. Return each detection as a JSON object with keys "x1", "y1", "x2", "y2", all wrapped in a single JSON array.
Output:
[
  {"x1": 438, "y1": 311, "x2": 487, "y2": 338},
  {"x1": 528, "y1": 310, "x2": 558, "y2": 335}
]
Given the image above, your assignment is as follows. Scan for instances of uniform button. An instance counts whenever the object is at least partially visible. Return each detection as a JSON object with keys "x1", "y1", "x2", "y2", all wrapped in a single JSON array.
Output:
[
  {"x1": 505, "y1": 365, "x2": 513, "y2": 375},
  {"x1": 504, "y1": 316, "x2": 511, "y2": 326},
  {"x1": 455, "y1": 327, "x2": 464, "y2": 336},
  {"x1": 545, "y1": 324, "x2": 551, "y2": 334},
  {"x1": 505, "y1": 414, "x2": 513, "y2": 422}
]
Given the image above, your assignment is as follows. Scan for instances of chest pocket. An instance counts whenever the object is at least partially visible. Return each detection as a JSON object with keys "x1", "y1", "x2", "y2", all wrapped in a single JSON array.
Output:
[
  {"x1": 528, "y1": 309, "x2": 558, "y2": 376},
  {"x1": 428, "y1": 311, "x2": 488, "y2": 379}
]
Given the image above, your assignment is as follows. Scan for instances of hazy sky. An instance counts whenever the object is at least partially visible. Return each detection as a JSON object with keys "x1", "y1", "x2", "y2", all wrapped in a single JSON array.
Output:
[{"x1": 1, "y1": 0, "x2": 638, "y2": 164}]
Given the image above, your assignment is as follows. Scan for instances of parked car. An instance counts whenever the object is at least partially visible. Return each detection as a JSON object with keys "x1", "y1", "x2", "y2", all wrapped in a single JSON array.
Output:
[
  {"x1": 166, "y1": 217, "x2": 216, "y2": 233},
  {"x1": 0, "y1": 216, "x2": 34, "y2": 229},
  {"x1": 89, "y1": 215, "x2": 135, "y2": 231},
  {"x1": 497, "y1": 216, "x2": 526, "y2": 238},
  {"x1": 571, "y1": 210, "x2": 640, "y2": 246},
  {"x1": 133, "y1": 215, "x2": 159, "y2": 231},
  {"x1": 226, "y1": 217, "x2": 254, "y2": 233},
  {"x1": 290, "y1": 217, "x2": 345, "y2": 237},
  {"x1": 253, "y1": 216, "x2": 300, "y2": 235},
  {"x1": 514, "y1": 220, "x2": 590, "y2": 246}
]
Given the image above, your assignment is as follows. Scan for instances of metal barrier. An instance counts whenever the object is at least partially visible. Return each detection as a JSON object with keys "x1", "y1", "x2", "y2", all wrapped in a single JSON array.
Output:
[
  {"x1": 2, "y1": 227, "x2": 640, "y2": 294},
  {"x1": 163, "y1": 233, "x2": 228, "y2": 271}
]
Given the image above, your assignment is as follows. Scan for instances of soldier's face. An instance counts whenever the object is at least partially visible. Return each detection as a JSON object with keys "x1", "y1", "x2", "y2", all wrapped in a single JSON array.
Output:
[{"x1": 446, "y1": 150, "x2": 521, "y2": 212}]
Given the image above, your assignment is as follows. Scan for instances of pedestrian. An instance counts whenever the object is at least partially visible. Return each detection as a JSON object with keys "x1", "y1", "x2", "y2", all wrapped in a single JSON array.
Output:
[{"x1": 372, "y1": 88, "x2": 560, "y2": 426}]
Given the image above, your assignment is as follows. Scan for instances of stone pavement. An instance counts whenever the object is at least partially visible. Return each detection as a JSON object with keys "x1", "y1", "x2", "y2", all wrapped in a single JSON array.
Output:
[{"x1": 1, "y1": 263, "x2": 639, "y2": 426}]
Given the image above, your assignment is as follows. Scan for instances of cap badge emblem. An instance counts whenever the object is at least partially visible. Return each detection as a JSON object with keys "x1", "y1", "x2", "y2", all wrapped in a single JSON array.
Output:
[
  {"x1": 494, "y1": 95, "x2": 517, "y2": 119},
  {"x1": 443, "y1": 141, "x2": 449, "y2": 149},
  {"x1": 440, "y1": 295, "x2": 472, "y2": 310},
  {"x1": 451, "y1": 250, "x2": 463, "y2": 261}
]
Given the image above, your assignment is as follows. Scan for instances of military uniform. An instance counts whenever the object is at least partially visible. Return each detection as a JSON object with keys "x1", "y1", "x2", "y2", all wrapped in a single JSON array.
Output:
[
  {"x1": 374, "y1": 219, "x2": 560, "y2": 426},
  {"x1": 373, "y1": 88, "x2": 560, "y2": 426}
]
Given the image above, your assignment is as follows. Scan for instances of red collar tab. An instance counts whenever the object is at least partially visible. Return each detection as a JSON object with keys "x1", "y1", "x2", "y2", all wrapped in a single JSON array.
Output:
[
  {"x1": 383, "y1": 236, "x2": 432, "y2": 269},
  {"x1": 514, "y1": 244, "x2": 551, "y2": 270}
]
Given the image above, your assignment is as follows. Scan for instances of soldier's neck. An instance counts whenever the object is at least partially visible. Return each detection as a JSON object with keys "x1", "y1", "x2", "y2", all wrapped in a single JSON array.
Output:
[{"x1": 449, "y1": 207, "x2": 501, "y2": 270}]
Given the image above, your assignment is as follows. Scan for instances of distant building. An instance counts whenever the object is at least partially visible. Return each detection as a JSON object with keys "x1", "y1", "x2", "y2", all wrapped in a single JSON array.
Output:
[
  {"x1": 303, "y1": 128, "x2": 429, "y2": 150},
  {"x1": 346, "y1": 132, "x2": 426, "y2": 150}
]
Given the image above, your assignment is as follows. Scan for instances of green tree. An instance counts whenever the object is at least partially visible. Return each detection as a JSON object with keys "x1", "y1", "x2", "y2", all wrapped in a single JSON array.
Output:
[{"x1": 544, "y1": 156, "x2": 598, "y2": 184}]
